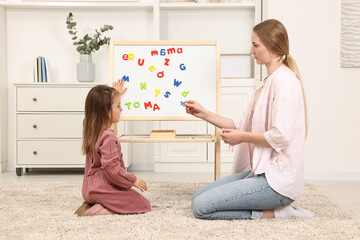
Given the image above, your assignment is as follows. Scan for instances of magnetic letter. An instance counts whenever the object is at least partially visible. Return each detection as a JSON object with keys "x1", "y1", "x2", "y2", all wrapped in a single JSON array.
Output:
[
  {"x1": 173, "y1": 79, "x2": 182, "y2": 87},
  {"x1": 160, "y1": 49, "x2": 166, "y2": 56},
  {"x1": 122, "y1": 54, "x2": 128, "y2": 60},
  {"x1": 180, "y1": 64, "x2": 186, "y2": 71},
  {"x1": 128, "y1": 53, "x2": 134, "y2": 60},
  {"x1": 155, "y1": 89, "x2": 161, "y2": 97},
  {"x1": 182, "y1": 91, "x2": 189, "y2": 97},
  {"x1": 134, "y1": 102, "x2": 140, "y2": 108},
  {"x1": 153, "y1": 104, "x2": 160, "y2": 111},
  {"x1": 177, "y1": 48, "x2": 183, "y2": 54},
  {"x1": 157, "y1": 71, "x2": 164, "y2": 78},
  {"x1": 140, "y1": 82, "x2": 147, "y2": 90},
  {"x1": 164, "y1": 91, "x2": 171, "y2": 98},
  {"x1": 164, "y1": 58, "x2": 170, "y2": 66},
  {"x1": 149, "y1": 65, "x2": 156, "y2": 72},
  {"x1": 180, "y1": 101, "x2": 185, "y2": 106},
  {"x1": 144, "y1": 101, "x2": 152, "y2": 110},
  {"x1": 138, "y1": 58, "x2": 144, "y2": 66},
  {"x1": 167, "y1": 48, "x2": 176, "y2": 55},
  {"x1": 122, "y1": 75, "x2": 129, "y2": 82},
  {"x1": 124, "y1": 102, "x2": 131, "y2": 110},
  {"x1": 151, "y1": 50, "x2": 158, "y2": 56}
]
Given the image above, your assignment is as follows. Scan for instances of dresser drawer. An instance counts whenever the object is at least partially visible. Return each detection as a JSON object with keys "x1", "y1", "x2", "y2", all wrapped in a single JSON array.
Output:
[
  {"x1": 17, "y1": 114, "x2": 84, "y2": 138},
  {"x1": 17, "y1": 140, "x2": 85, "y2": 165},
  {"x1": 17, "y1": 87, "x2": 91, "y2": 112}
]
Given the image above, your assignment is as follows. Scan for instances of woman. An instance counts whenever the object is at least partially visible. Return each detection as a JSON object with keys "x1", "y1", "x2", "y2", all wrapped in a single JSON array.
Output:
[{"x1": 184, "y1": 19, "x2": 313, "y2": 220}]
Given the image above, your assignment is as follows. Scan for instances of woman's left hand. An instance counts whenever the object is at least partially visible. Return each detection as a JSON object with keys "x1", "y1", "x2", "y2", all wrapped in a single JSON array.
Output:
[
  {"x1": 220, "y1": 129, "x2": 244, "y2": 146},
  {"x1": 113, "y1": 78, "x2": 127, "y2": 95}
]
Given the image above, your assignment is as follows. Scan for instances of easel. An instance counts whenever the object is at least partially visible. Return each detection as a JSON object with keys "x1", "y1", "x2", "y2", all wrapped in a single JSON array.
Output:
[{"x1": 109, "y1": 41, "x2": 221, "y2": 180}]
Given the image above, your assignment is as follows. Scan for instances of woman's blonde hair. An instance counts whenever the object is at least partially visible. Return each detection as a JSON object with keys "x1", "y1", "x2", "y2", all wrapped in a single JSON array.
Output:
[
  {"x1": 253, "y1": 19, "x2": 308, "y2": 137},
  {"x1": 82, "y1": 85, "x2": 119, "y2": 155}
]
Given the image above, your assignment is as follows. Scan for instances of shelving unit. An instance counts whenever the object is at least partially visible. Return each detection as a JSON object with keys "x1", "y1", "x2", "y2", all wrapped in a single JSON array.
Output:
[{"x1": 1, "y1": 0, "x2": 263, "y2": 174}]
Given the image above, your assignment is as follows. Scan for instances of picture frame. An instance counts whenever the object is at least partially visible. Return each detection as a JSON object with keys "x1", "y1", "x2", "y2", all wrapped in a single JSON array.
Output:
[{"x1": 221, "y1": 54, "x2": 252, "y2": 79}]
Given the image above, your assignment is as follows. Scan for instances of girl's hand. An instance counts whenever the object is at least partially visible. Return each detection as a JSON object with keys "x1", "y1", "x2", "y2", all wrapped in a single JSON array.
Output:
[
  {"x1": 184, "y1": 100, "x2": 207, "y2": 119},
  {"x1": 134, "y1": 177, "x2": 147, "y2": 192},
  {"x1": 220, "y1": 129, "x2": 244, "y2": 146},
  {"x1": 113, "y1": 78, "x2": 127, "y2": 95}
]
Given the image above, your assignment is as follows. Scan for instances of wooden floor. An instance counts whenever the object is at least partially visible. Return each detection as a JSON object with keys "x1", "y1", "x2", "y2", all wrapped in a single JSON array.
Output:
[{"x1": 1, "y1": 169, "x2": 359, "y2": 222}]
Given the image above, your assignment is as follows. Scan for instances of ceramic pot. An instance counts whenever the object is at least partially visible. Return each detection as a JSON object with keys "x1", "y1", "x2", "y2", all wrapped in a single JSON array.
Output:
[{"x1": 77, "y1": 54, "x2": 95, "y2": 82}]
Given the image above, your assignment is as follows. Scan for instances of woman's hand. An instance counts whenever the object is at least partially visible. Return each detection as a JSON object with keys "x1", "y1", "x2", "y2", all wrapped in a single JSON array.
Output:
[
  {"x1": 113, "y1": 78, "x2": 127, "y2": 95},
  {"x1": 184, "y1": 100, "x2": 207, "y2": 119},
  {"x1": 220, "y1": 129, "x2": 244, "y2": 146},
  {"x1": 134, "y1": 177, "x2": 147, "y2": 192}
]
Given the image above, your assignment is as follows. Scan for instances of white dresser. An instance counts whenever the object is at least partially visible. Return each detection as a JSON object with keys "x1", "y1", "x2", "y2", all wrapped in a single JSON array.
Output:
[{"x1": 15, "y1": 83, "x2": 95, "y2": 176}]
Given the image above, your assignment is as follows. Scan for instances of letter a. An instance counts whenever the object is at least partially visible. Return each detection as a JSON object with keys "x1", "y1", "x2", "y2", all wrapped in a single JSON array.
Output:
[
  {"x1": 182, "y1": 91, "x2": 189, "y2": 97},
  {"x1": 153, "y1": 104, "x2": 160, "y2": 111}
]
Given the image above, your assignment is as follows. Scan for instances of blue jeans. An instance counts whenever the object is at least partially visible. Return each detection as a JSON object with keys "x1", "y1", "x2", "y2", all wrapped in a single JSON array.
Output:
[{"x1": 191, "y1": 170, "x2": 294, "y2": 220}]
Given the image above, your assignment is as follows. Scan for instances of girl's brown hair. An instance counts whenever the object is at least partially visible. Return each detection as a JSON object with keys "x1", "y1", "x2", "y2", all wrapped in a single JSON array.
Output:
[
  {"x1": 253, "y1": 19, "x2": 308, "y2": 136},
  {"x1": 82, "y1": 85, "x2": 119, "y2": 155}
]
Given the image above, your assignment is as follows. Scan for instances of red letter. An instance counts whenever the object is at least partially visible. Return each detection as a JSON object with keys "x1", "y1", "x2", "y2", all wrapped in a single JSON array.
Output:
[
  {"x1": 122, "y1": 54, "x2": 128, "y2": 60},
  {"x1": 151, "y1": 50, "x2": 158, "y2": 56},
  {"x1": 144, "y1": 101, "x2": 152, "y2": 110},
  {"x1": 138, "y1": 58, "x2": 144, "y2": 66},
  {"x1": 153, "y1": 104, "x2": 160, "y2": 111}
]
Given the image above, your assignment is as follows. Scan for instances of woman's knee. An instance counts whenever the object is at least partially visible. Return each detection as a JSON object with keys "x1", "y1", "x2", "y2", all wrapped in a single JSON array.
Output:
[{"x1": 191, "y1": 197, "x2": 210, "y2": 219}]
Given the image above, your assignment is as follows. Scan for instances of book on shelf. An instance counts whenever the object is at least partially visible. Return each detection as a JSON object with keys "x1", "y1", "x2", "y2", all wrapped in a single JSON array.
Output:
[{"x1": 33, "y1": 55, "x2": 50, "y2": 83}]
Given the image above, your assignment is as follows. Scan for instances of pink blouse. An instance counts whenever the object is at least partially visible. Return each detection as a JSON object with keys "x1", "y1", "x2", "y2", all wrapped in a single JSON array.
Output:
[{"x1": 232, "y1": 64, "x2": 306, "y2": 200}]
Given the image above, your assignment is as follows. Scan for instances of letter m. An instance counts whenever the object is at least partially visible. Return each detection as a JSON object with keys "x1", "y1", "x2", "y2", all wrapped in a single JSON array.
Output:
[
  {"x1": 122, "y1": 75, "x2": 129, "y2": 82},
  {"x1": 167, "y1": 48, "x2": 176, "y2": 54},
  {"x1": 151, "y1": 50, "x2": 159, "y2": 56},
  {"x1": 144, "y1": 101, "x2": 152, "y2": 110}
]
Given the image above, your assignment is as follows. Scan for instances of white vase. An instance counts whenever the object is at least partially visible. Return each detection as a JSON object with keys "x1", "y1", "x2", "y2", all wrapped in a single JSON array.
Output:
[{"x1": 77, "y1": 54, "x2": 95, "y2": 82}]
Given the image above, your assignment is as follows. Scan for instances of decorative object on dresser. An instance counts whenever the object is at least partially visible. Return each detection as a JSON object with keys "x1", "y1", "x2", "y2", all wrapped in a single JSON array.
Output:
[
  {"x1": 14, "y1": 83, "x2": 95, "y2": 176},
  {"x1": 66, "y1": 12, "x2": 114, "y2": 82}
]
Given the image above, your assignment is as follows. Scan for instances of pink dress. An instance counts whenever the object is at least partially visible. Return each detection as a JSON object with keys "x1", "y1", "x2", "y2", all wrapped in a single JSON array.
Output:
[{"x1": 82, "y1": 129, "x2": 151, "y2": 214}]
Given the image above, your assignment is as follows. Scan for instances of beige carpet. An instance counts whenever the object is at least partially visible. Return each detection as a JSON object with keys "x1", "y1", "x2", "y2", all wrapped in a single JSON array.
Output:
[{"x1": 0, "y1": 181, "x2": 359, "y2": 240}]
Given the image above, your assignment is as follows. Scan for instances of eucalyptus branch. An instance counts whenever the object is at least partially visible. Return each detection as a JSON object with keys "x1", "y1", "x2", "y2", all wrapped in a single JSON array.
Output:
[{"x1": 66, "y1": 12, "x2": 114, "y2": 55}]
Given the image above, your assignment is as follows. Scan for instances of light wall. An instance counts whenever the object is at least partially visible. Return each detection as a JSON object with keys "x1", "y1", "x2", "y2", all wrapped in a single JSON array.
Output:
[
  {"x1": 0, "y1": 7, "x2": 7, "y2": 172},
  {"x1": 3, "y1": 1, "x2": 360, "y2": 179},
  {"x1": 266, "y1": 0, "x2": 360, "y2": 179}
]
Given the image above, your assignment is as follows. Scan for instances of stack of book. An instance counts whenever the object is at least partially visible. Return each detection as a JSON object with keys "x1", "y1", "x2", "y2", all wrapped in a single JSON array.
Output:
[{"x1": 33, "y1": 56, "x2": 49, "y2": 83}]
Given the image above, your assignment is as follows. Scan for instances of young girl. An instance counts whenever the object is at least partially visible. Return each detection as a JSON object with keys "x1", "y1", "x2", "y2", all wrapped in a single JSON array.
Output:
[
  {"x1": 185, "y1": 19, "x2": 313, "y2": 220},
  {"x1": 75, "y1": 83, "x2": 151, "y2": 216}
]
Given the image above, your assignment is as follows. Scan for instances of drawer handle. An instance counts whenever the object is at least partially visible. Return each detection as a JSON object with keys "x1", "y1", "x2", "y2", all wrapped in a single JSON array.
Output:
[
  {"x1": 33, "y1": 151, "x2": 38, "y2": 155},
  {"x1": 33, "y1": 124, "x2": 37, "y2": 129},
  {"x1": 33, "y1": 97, "x2": 37, "y2": 102}
]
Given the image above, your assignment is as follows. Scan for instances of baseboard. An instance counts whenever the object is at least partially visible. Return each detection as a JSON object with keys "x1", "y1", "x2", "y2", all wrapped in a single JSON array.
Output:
[{"x1": 305, "y1": 172, "x2": 360, "y2": 181}]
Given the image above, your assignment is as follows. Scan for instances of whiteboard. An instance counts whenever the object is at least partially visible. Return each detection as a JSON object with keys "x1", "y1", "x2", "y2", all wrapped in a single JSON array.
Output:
[{"x1": 109, "y1": 41, "x2": 220, "y2": 120}]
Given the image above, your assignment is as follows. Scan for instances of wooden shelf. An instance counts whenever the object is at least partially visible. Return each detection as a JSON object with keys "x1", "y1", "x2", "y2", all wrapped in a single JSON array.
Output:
[
  {"x1": 118, "y1": 133, "x2": 217, "y2": 143},
  {"x1": 0, "y1": 1, "x2": 153, "y2": 9},
  {"x1": 160, "y1": 2, "x2": 255, "y2": 9}
]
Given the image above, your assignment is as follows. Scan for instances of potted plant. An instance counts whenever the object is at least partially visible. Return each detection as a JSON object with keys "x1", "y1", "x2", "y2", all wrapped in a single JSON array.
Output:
[{"x1": 66, "y1": 12, "x2": 114, "y2": 82}]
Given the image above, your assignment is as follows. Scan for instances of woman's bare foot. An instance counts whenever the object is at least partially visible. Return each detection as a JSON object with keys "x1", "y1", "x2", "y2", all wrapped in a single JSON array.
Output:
[{"x1": 262, "y1": 209, "x2": 275, "y2": 219}]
